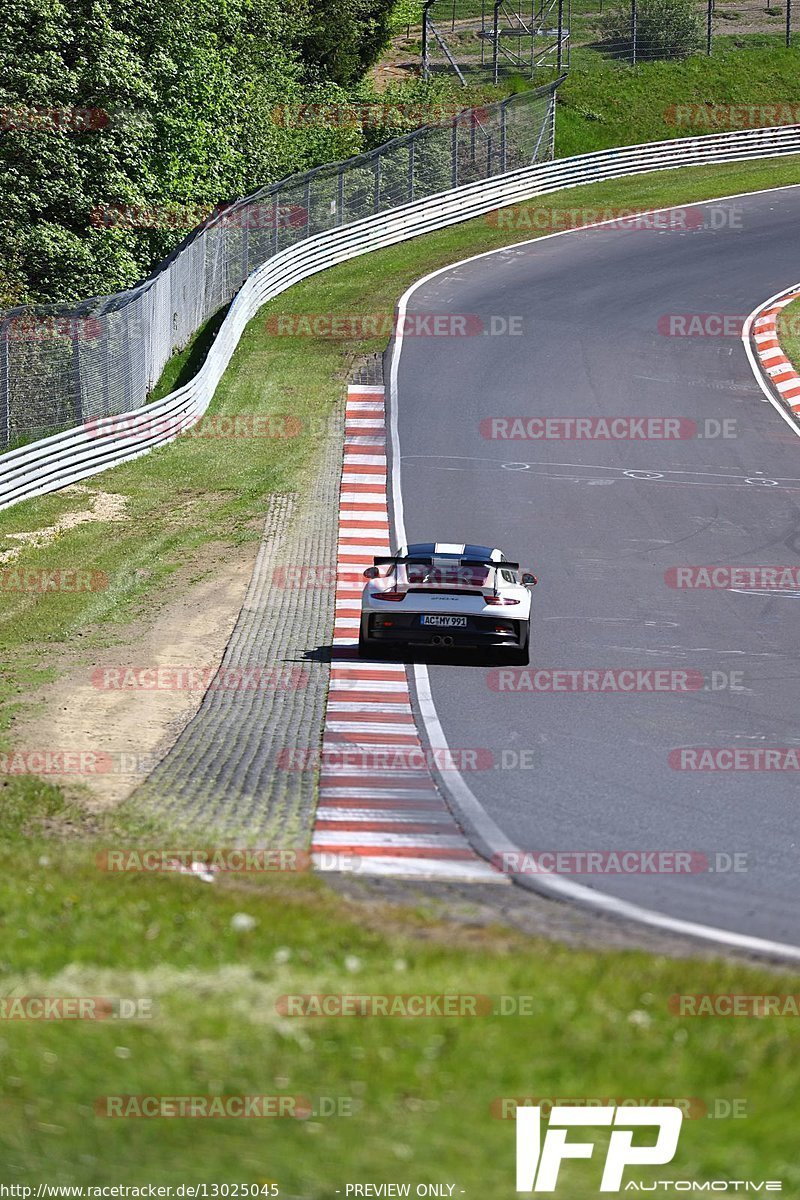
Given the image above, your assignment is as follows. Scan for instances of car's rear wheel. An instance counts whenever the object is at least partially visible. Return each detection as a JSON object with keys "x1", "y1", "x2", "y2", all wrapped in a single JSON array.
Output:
[
  {"x1": 507, "y1": 620, "x2": 530, "y2": 666},
  {"x1": 358, "y1": 618, "x2": 381, "y2": 658}
]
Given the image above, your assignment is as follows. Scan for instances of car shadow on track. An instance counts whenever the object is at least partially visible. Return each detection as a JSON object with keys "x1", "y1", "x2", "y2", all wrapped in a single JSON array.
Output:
[{"x1": 300, "y1": 644, "x2": 506, "y2": 669}]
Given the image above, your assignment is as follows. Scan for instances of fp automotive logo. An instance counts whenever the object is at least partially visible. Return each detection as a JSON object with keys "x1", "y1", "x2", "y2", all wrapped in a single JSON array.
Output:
[{"x1": 516, "y1": 1105, "x2": 683, "y2": 1192}]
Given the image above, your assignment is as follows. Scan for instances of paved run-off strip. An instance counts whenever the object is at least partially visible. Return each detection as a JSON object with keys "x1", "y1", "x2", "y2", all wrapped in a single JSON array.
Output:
[{"x1": 311, "y1": 385, "x2": 505, "y2": 883}]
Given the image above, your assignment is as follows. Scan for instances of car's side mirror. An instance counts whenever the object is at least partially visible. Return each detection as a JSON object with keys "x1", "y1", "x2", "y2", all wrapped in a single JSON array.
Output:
[
  {"x1": 521, "y1": 572, "x2": 538, "y2": 587},
  {"x1": 363, "y1": 565, "x2": 380, "y2": 579}
]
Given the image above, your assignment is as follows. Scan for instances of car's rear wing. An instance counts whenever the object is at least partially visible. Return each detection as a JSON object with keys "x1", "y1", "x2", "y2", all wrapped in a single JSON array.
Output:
[{"x1": 372, "y1": 555, "x2": 520, "y2": 570}]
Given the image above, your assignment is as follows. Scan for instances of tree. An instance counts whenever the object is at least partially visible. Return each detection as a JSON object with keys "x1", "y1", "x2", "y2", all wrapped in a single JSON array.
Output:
[
  {"x1": 0, "y1": 0, "x2": 372, "y2": 303},
  {"x1": 295, "y1": 0, "x2": 397, "y2": 86}
]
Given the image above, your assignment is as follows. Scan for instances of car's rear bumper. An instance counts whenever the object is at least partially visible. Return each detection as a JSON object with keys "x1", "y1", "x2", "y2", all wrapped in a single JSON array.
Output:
[{"x1": 363, "y1": 612, "x2": 525, "y2": 647}]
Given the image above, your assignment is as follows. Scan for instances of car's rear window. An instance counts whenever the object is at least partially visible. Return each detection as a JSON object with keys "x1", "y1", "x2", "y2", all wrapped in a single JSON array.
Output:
[{"x1": 402, "y1": 563, "x2": 491, "y2": 587}]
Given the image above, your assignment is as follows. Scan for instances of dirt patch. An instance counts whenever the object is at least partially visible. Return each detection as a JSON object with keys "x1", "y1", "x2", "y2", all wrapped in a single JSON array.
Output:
[
  {"x1": 14, "y1": 536, "x2": 260, "y2": 810},
  {"x1": 0, "y1": 484, "x2": 128, "y2": 566}
]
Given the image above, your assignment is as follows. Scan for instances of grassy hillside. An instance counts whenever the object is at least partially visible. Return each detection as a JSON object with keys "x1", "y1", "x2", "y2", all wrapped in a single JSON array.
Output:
[{"x1": 556, "y1": 46, "x2": 800, "y2": 156}]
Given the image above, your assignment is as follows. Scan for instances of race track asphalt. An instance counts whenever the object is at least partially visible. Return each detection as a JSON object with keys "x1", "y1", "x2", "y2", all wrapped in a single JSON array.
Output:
[{"x1": 388, "y1": 184, "x2": 800, "y2": 946}]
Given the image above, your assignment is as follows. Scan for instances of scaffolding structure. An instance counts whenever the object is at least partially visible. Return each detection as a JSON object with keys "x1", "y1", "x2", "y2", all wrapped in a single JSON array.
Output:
[{"x1": 421, "y1": 0, "x2": 570, "y2": 84}]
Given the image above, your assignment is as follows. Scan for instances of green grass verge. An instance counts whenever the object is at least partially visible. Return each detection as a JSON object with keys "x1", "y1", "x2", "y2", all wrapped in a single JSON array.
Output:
[
  {"x1": 1, "y1": 156, "x2": 800, "y2": 1185},
  {"x1": 556, "y1": 45, "x2": 800, "y2": 157},
  {"x1": 778, "y1": 294, "x2": 800, "y2": 372},
  {"x1": 0, "y1": 789, "x2": 799, "y2": 1189}
]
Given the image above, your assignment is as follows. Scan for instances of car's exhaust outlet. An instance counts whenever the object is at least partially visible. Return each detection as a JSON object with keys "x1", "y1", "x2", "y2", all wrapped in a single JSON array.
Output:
[
  {"x1": 441, "y1": 636, "x2": 454, "y2": 646},
  {"x1": 431, "y1": 635, "x2": 442, "y2": 645}
]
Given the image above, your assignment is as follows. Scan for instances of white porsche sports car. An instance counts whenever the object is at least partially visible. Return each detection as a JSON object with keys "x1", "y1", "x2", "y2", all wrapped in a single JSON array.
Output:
[{"x1": 358, "y1": 542, "x2": 537, "y2": 663}]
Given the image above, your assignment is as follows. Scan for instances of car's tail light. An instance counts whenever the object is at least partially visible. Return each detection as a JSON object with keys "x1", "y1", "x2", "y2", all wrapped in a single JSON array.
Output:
[
  {"x1": 370, "y1": 590, "x2": 406, "y2": 601},
  {"x1": 484, "y1": 596, "x2": 520, "y2": 605}
]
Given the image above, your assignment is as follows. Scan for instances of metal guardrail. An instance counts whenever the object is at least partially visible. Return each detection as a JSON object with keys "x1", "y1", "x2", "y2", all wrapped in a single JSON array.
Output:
[
  {"x1": 2, "y1": 123, "x2": 799, "y2": 513},
  {"x1": 0, "y1": 84, "x2": 557, "y2": 450}
]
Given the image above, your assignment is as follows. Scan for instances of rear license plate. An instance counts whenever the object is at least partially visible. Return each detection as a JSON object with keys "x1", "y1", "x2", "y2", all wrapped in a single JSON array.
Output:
[{"x1": 420, "y1": 615, "x2": 467, "y2": 627}]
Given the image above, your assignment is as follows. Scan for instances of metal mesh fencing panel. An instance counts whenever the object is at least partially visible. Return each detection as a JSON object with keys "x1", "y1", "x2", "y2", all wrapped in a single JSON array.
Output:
[{"x1": 0, "y1": 84, "x2": 558, "y2": 450}]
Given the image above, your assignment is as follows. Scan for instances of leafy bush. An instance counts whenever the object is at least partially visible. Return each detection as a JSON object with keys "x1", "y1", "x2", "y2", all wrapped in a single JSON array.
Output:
[{"x1": 598, "y1": 0, "x2": 704, "y2": 59}]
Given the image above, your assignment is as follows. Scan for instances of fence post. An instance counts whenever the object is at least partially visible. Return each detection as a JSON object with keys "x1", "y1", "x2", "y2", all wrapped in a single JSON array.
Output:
[
  {"x1": 71, "y1": 330, "x2": 83, "y2": 427},
  {"x1": 374, "y1": 155, "x2": 381, "y2": 213},
  {"x1": 787, "y1": 0, "x2": 792, "y2": 45},
  {"x1": 408, "y1": 137, "x2": 416, "y2": 203},
  {"x1": 422, "y1": 0, "x2": 432, "y2": 79},
  {"x1": 452, "y1": 116, "x2": 459, "y2": 188},
  {"x1": 631, "y1": 0, "x2": 637, "y2": 64},
  {"x1": 101, "y1": 314, "x2": 110, "y2": 418},
  {"x1": 0, "y1": 320, "x2": 9, "y2": 449},
  {"x1": 493, "y1": 0, "x2": 502, "y2": 83},
  {"x1": 242, "y1": 212, "x2": 250, "y2": 279},
  {"x1": 557, "y1": 0, "x2": 564, "y2": 74},
  {"x1": 500, "y1": 103, "x2": 507, "y2": 172},
  {"x1": 707, "y1": 0, "x2": 713, "y2": 54},
  {"x1": 337, "y1": 167, "x2": 345, "y2": 225},
  {"x1": 274, "y1": 189, "x2": 281, "y2": 256}
]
